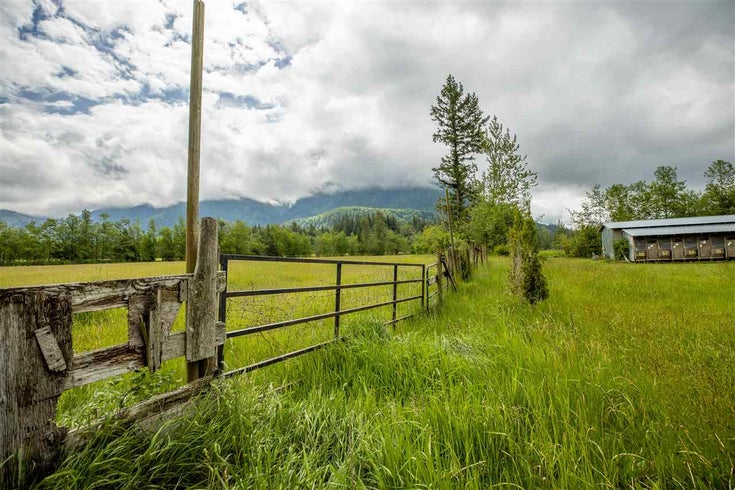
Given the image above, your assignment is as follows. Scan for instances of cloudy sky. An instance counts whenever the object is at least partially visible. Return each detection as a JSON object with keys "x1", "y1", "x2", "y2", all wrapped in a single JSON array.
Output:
[{"x1": 1, "y1": 0, "x2": 733, "y2": 223}]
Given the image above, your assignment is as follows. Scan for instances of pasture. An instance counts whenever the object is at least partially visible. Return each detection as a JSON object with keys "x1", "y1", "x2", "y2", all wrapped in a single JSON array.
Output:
[{"x1": 3, "y1": 257, "x2": 734, "y2": 488}]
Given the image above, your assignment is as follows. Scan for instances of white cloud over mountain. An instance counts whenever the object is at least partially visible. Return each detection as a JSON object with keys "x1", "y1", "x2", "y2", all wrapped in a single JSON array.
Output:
[{"x1": 1, "y1": 0, "x2": 733, "y2": 224}]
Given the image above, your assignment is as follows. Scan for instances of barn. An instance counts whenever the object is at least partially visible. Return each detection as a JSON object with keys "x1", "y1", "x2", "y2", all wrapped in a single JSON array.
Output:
[{"x1": 599, "y1": 215, "x2": 735, "y2": 262}]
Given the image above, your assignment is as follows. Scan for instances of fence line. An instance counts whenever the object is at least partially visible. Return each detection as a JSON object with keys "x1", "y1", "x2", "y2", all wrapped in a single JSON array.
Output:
[
  {"x1": 0, "y1": 218, "x2": 486, "y2": 487},
  {"x1": 216, "y1": 254, "x2": 426, "y2": 377}
]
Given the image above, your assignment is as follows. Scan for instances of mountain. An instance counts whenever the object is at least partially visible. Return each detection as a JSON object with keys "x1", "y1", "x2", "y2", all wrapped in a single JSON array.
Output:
[
  {"x1": 282, "y1": 187, "x2": 441, "y2": 221},
  {"x1": 0, "y1": 209, "x2": 43, "y2": 228},
  {"x1": 1, "y1": 187, "x2": 443, "y2": 229},
  {"x1": 292, "y1": 206, "x2": 436, "y2": 229},
  {"x1": 91, "y1": 198, "x2": 283, "y2": 228}
]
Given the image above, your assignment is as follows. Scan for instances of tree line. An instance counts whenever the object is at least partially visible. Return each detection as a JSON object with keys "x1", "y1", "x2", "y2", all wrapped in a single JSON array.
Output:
[
  {"x1": 560, "y1": 160, "x2": 735, "y2": 257},
  {"x1": 0, "y1": 209, "x2": 440, "y2": 266}
]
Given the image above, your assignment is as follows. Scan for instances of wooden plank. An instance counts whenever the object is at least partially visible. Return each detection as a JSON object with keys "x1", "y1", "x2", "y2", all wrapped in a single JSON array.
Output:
[
  {"x1": 63, "y1": 344, "x2": 144, "y2": 391},
  {"x1": 161, "y1": 322, "x2": 226, "y2": 363},
  {"x1": 147, "y1": 287, "x2": 182, "y2": 373},
  {"x1": 128, "y1": 283, "x2": 182, "y2": 350},
  {"x1": 65, "y1": 376, "x2": 213, "y2": 453},
  {"x1": 148, "y1": 290, "x2": 164, "y2": 373},
  {"x1": 187, "y1": 218, "x2": 219, "y2": 380},
  {"x1": 127, "y1": 293, "x2": 149, "y2": 349},
  {"x1": 62, "y1": 322, "x2": 226, "y2": 391},
  {"x1": 0, "y1": 275, "x2": 190, "y2": 313},
  {"x1": 34, "y1": 326, "x2": 68, "y2": 372}
]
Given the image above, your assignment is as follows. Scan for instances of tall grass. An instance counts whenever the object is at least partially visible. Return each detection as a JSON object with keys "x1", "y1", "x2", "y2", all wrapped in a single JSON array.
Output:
[{"x1": 26, "y1": 258, "x2": 735, "y2": 488}]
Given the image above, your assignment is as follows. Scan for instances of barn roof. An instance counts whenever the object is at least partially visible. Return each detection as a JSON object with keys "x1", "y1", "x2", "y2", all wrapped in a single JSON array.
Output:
[
  {"x1": 622, "y1": 223, "x2": 735, "y2": 237},
  {"x1": 601, "y1": 214, "x2": 735, "y2": 231}
]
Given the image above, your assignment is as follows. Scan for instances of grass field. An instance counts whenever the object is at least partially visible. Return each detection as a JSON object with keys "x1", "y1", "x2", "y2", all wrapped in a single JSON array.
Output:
[{"x1": 3, "y1": 257, "x2": 734, "y2": 488}]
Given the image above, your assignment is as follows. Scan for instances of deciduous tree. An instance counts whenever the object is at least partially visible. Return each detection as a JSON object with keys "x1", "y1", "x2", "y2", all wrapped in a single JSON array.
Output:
[
  {"x1": 481, "y1": 116, "x2": 537, "y2": 210},
  {"x1": 702, "y1": 160, "x2": 735, "y2": 215}
]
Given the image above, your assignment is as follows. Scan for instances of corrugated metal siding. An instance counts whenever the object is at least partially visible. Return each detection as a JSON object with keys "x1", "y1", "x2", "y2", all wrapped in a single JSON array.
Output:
[
  {"x1": 601, "y1": 227, "x2": 615, "y2": 259},
  {"x1": 622, "y1": 223, "x2": 735, "y2": 237},
  {"x1": 602, "y1": 214, "x2": 735, "y2": 231}
]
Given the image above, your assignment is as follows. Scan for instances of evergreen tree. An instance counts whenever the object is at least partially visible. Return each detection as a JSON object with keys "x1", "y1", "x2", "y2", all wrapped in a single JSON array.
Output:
[
  {"x1": 141, "y1": 219, "x2": 158, "y2": 262},
  {"x1": 508, "y1": 210, "x2": 548, "y2": 304},
  {"x1": 430, "y1": 74, "x2": 489, "y2": 228}
]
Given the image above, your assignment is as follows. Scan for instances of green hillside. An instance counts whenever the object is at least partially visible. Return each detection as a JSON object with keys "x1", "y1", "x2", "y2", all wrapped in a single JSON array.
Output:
[{"x1": 288, "y1": 206, "x2": 436, "y2": 229}]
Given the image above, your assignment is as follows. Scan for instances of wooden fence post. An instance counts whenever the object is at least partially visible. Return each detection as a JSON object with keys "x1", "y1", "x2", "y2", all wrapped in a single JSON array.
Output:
[
  {"x1": 436, "y1": 251, "x2": 443, "y2": 304},
  {"x1": 334, "y1": 263, "x2": 342, "y2": 338},
  {"x1": 1, "y1": 291, "x2": 72, "y2": 487},
  {"x1": 186, "y1": 217, "x2": 219, "y2": 382},
  {"x1": 391, "y1": 264, "x2": 398, "y2": 324},
  {"x1": 420, "y1": 264, "x2": 426, "y2": 311}
]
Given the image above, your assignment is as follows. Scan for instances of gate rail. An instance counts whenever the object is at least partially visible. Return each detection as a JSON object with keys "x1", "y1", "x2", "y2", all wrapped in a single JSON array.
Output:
[{"x1": 217, "y1": 254, "x2": 426, "y2": 376}]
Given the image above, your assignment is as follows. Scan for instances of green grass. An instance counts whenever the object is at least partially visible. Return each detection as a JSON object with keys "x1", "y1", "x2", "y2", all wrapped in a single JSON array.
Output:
[{"x1": 8, "y1": 257, "x2": 735, "y2": 488}]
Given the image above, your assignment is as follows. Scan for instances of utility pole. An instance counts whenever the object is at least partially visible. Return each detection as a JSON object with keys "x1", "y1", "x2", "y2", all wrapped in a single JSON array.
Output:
[
  {"x1": 186, "y1": 0, "x2": 205, "y2": 276},
  {"x1": 186, "y1": 0, "x2": 207, "y2": 382}
]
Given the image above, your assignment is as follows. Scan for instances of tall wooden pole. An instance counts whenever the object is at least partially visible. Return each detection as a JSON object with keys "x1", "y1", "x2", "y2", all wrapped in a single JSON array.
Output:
[
  {"x1": 186, "y1": 0, "x2": 205, "y2": 275},
  {"x1": 186, "y1": 0, "x2": 205, "y2": 382}
]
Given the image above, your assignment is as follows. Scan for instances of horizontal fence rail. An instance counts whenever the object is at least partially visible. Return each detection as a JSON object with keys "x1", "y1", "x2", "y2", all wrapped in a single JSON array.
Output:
[{"x1": 218, "y1": 255, "x2": 427, "y2": 377}]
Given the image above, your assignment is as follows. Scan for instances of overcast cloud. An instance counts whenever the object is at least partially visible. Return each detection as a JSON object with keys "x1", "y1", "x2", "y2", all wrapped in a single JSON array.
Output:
[{"x1": 1, "y1": 0, "x2": 733, "y2": 223}]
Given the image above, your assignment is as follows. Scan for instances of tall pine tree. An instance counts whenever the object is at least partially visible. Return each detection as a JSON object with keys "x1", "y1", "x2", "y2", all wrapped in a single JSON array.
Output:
[{"x1": 430, "y1": 74, "x2": 489, "y2": 229}]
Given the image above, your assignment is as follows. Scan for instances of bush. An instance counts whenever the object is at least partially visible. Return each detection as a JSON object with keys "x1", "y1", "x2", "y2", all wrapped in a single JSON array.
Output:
[
  {"x1": 493, "y1": 244, "x2": 510, "y2": 256},
  {"x1": 613, "y1": 238, "x2": 630, "y2": 261},
  {"x1": 508, "y1": 211, "x2": 549, "y2": 304}
]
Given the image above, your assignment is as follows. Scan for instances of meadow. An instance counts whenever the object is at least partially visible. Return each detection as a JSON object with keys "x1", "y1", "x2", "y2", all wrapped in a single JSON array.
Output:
[{"x1": 2, "y1": 257, "x2": 734, "y2": 488}]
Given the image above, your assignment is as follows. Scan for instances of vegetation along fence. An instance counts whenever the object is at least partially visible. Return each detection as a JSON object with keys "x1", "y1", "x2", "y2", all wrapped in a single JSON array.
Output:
[{"x1": 0, "y1": 217, "x2": 483, "y2": 486}]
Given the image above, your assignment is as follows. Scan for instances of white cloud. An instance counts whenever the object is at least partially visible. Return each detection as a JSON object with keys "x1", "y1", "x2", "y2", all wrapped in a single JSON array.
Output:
[{"x1": 0, "y1": 0, "x2": 732, "y2": 219}]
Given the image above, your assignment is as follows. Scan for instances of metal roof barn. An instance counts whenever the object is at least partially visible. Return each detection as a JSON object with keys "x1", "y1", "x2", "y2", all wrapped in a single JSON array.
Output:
[{"x1": 599, "y1": 215, "x2": 735, "y2": 262}]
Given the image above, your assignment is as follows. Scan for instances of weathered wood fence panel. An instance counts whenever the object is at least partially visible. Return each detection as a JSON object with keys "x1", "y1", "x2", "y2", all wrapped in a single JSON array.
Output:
[{"x1": 0, "y1": 218, "x2": 222, "y2": 487}]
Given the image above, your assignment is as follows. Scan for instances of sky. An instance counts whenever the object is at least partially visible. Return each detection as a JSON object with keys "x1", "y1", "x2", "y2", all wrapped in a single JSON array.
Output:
[{"x1": 1, "y1": 0, "x2": 733, "y2": 224}]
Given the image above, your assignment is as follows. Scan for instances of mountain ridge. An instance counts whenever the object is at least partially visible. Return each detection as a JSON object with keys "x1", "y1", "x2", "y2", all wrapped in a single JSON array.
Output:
[{"x1": 1, "y1": 187, "x2": 442, "y2": 228}]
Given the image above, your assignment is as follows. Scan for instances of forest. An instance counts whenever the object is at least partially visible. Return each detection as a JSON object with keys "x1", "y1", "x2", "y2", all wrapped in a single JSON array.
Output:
[{"x1": 0, "y1": 208, "x2": 435, "y2": 265}]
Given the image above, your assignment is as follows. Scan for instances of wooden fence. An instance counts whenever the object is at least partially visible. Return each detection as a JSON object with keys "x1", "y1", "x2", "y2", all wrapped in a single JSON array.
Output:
[{"x1": 0, "y1": 218, "x2": 484, "y2": 486}]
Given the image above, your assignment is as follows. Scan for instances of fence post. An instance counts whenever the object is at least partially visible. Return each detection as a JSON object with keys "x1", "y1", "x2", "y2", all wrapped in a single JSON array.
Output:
[
  {"x1": 334, "y1": 262, "x2": 342, "y2": 338},
  {"x1": 1, "y1": 291, "x2": 72, "y2": 487},
  {"x1": 186, "y1": 217, "x2": 219, "y2": 382},
  {"x1": 420, "y1": 264, "x2": 426, "y2": 311},
  {"x1": 216, "y1": 254, "x2": 228, "y2": 373},
  {"x1": 436, "y1": 251, "x2": 443, "y2": 304},
  {"x1": 391, "y1": 264, "x2": 398, "y2": 324}
]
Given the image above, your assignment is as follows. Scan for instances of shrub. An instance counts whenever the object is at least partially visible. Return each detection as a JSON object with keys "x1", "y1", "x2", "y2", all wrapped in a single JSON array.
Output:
[
  {"x1": 613, "y1": 238, "x2": 630, "y2": 261},
  {"x1": 508, "y1": 210, "x2": 549, "y2": 304},
  {"x1": 493, "y1": 244, "x2": 510, "y2": 256}
]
